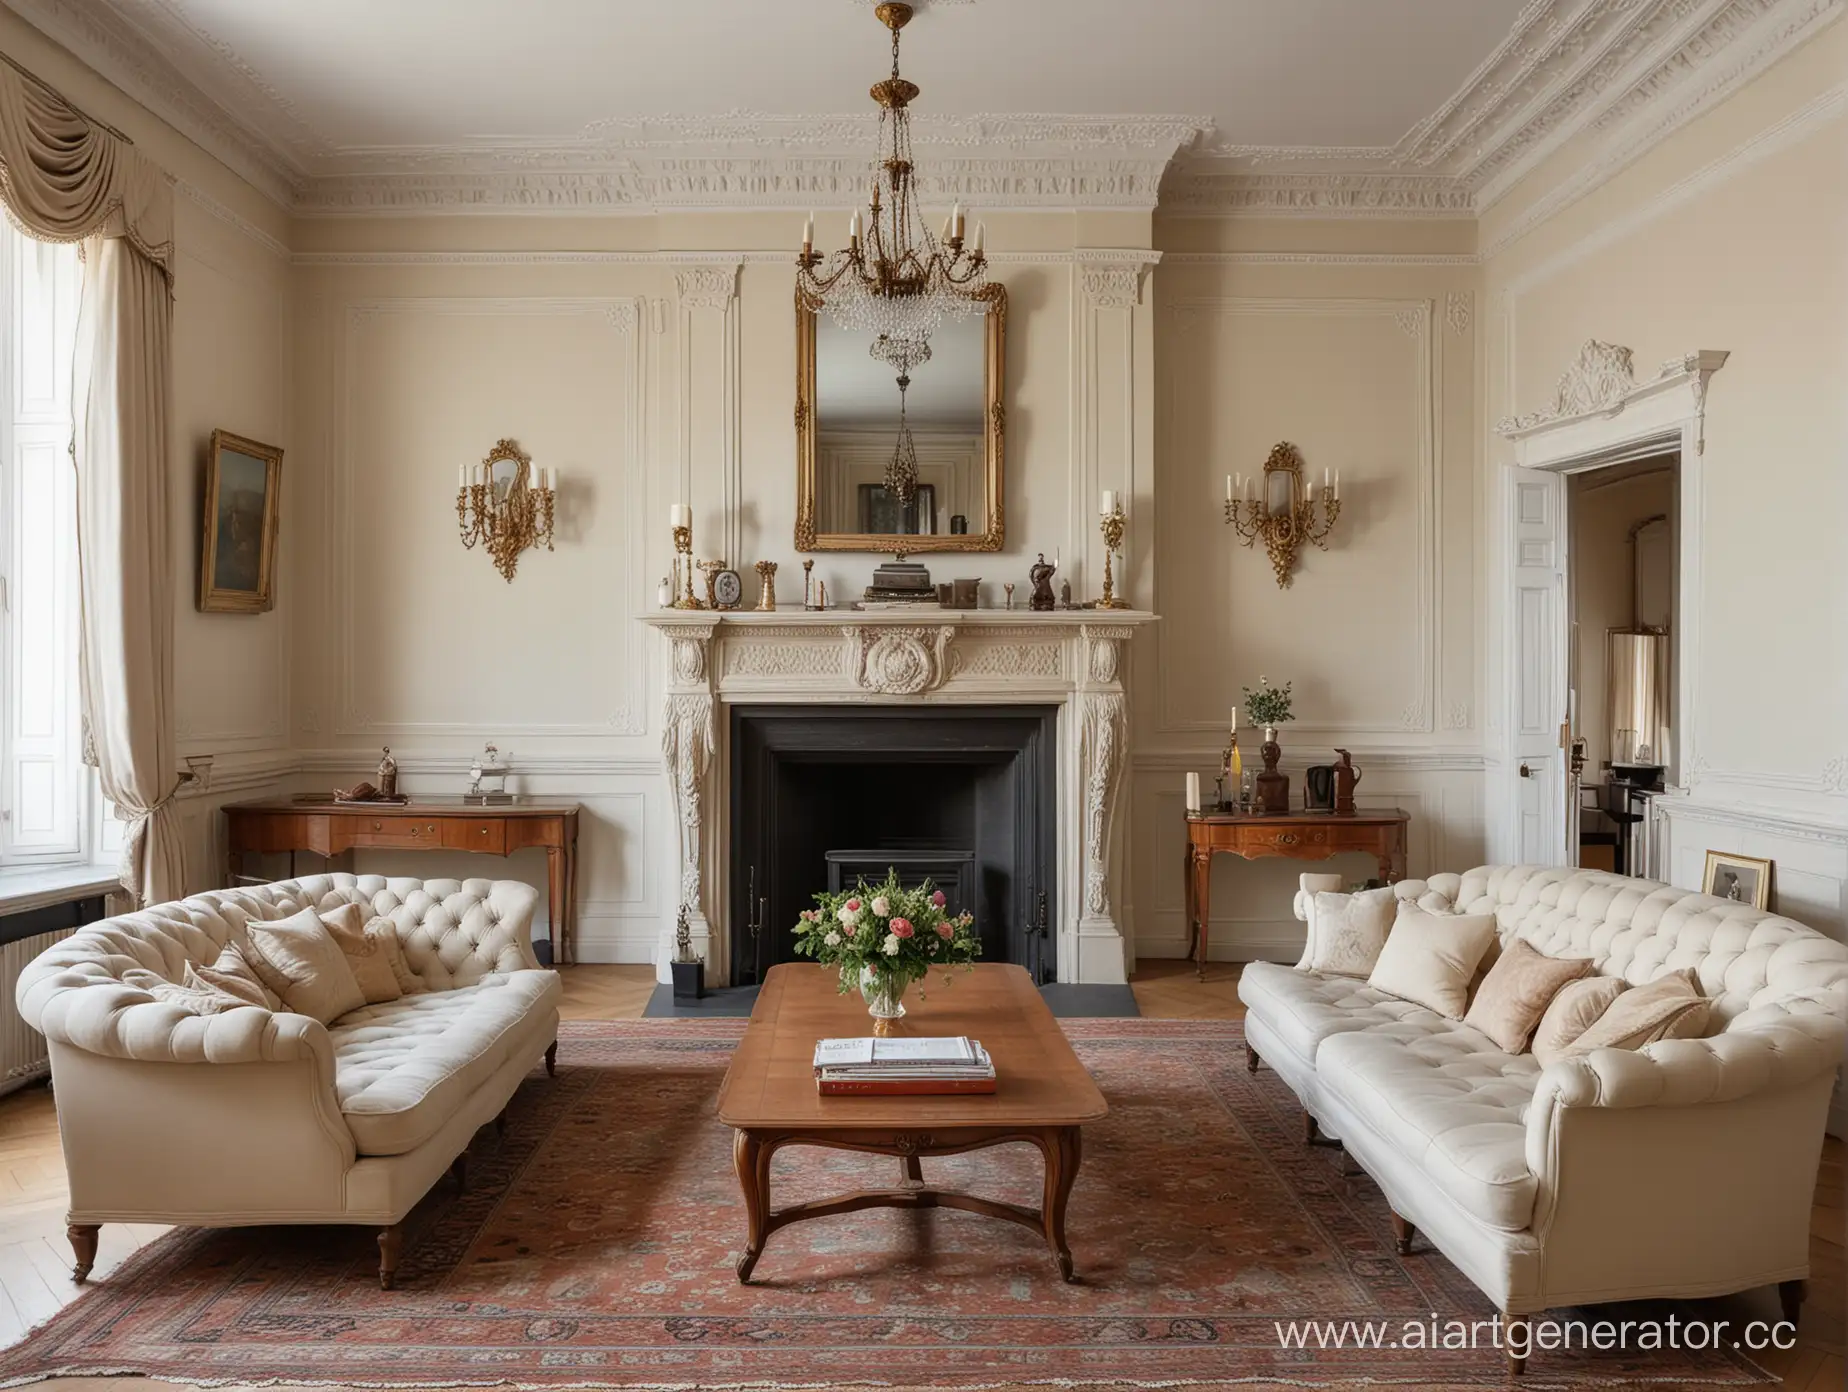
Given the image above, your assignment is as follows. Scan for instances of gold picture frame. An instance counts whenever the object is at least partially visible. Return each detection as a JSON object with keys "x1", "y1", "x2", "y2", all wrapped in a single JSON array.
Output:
[
  {"x1": 199, "y1": 429, "x2": 282, "y2": 613},
  {"x1": 795, "y1": 281, "x2": 1005, "y2": 553},
  {"x1": 1701, "y1": 850, "x2": 1773, "y2": 910}
]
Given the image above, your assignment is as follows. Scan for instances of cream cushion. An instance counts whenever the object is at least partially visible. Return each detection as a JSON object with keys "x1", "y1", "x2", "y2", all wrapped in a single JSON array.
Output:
[
  {"x1": 1563, "y1": 968, "x2": 1710, "y2": 1056},
  {"x1": 1463, "y1": 938, "x2": 1594, "y2": 1053},
  {"x1": 320, "y1": 903, "x2": 405, "y2": 1006},
  {"x1": 330, "y1": 969, "x2": 560, "y2": 1156},
  {"x1": 1367, "y1": 908, "x2": 1498, "y2": 1019},
  {"x1": 1531, "y1": 976, "x2": 1625, "y2": 1066},
  {"x1": 1305, "y1": 888, "x2": 1398, "y2": 977},
  {"x1": 121, "y1": 965, "x2": 255, "y2": 1016},
  {"x1": 191, "y1": 939, "x2": 277, "y2": 1010},
  {"x1": 247, "y1": 907, "x2": 367, "y2": 1025}
]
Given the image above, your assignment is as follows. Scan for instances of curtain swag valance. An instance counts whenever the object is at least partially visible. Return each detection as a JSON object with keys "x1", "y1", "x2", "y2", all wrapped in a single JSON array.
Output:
[{"x1": 0, "y1": 60, "x2": 172, "y2": 280}]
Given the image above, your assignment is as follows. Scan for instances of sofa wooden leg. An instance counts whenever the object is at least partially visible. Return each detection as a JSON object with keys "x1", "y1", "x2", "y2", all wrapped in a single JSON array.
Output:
[
  {"x1": 1501, "y1": 1312, "x2": 1528, "y2": 1376},
  {"x1": 450, "y1": 1153, "x2": 467, "y2": 1192},
  {"x1": 67, "y1": 1223, "x2": 99, "y2": 1284},
  {"x1": 544, "y1": 1040, "x2": 558, "y2": 1077},
  {"x1": 1389, "y1": 1211, "x2": 1415, "y2": 1256},
  {"x1": 494, "y1": 1107, "x2": 507, "y2": 1136},
  {"x1": 1302, "y1": 1109, "x2": 1318, "y2": 1144},
  {"x1": 378, "y1": 1222, "x2": 404, "y2": 1290},
  {"x1": 1778, "y1": 1277, "x2": 1807, "y2": 1327},
  {"x1": 1245, "y1": 1043, "x2": 1260, "y2": 1074}
]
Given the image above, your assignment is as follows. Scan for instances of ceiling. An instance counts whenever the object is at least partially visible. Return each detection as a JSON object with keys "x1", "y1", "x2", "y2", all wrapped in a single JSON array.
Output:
[{"x1": 4, "y1": 0, "x2": 1835, "y2": 217}]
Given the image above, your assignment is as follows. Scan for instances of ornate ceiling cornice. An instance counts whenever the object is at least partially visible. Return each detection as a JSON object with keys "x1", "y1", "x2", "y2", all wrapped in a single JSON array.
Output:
[{"x1": 4, "y1": 0, "x2": 1837, "y2": 220}]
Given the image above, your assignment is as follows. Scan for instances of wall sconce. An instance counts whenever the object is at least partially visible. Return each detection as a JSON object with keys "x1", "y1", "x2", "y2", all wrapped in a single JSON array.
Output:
[
  {"x1": 1223, "y1": 441, "x2": 1340, "y2": 588},
  {"x1": 457, "y1": 438, "x2": 556, "y2": 582}
]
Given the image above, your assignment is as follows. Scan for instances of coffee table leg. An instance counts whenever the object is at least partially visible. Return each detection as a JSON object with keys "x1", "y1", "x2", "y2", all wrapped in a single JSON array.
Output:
[
  {"x1": 733, "y1": 1129, "x2": 769, "y2": 1282},
  {"x1": 900, "y1": 1153, "x2": 923, "y2": 1184},
  {"x1": 1042, "y1": 1126, "x2": 1082, "y2": 1282}
]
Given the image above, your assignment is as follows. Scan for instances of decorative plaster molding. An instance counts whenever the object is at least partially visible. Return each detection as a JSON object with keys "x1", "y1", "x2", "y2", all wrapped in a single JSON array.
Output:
[
  {"x1": 175, "y1": 180, "x2": 290, "y2": 259},
  {"x1": 1444, "y1": 291, "x2": 1474, "y2": 336},
  {"x1": 674, "y1": 264, "x2": 739, "y2": 311},
  {"x1": 1079, "y1": 262, "x2": 1145, "y2": 309},
  {"x1": 1160, "y1": 171, "x2": 1475, "y2": 218},
  {"x1": 849, "y1": 625, "x2": 956, "y2": 696},
  {"x1": 1160, "y1": 251, "x2": 1481, "y2": 267},
  {"x1": 1499, "y1": 340, "x2": 1638, "y2": 433}
]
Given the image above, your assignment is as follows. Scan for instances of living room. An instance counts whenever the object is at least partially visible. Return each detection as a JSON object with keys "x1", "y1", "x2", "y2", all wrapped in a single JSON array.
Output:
[{"x1": 0, "y1": 0, "x2": 1840, "y2": 1387}]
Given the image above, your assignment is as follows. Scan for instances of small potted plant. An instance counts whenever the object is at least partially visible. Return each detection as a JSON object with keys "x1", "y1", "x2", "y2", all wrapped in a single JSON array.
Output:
[
  {"x1": 669, "y1": 902, "x2": 704, "y2": 1002},
  {"x1": 792, "y1": 869, "x2": 980, "y2": 1033},
  {"x1": 1243, "y1": 676, "x2": 1295, "y2": 744}
]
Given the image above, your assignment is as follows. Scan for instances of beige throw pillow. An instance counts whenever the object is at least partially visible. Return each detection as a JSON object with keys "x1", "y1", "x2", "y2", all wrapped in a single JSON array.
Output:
[
  {"x1": 1305, "y1": 888, "x2": 1398, "y2": 978},
  {"x1": 320, "y1": 903, "x2": 405, "y2": 1006},
  {"x1": 247, "y1": 907, "x2": 367, "y2": 1025},
  {"x1": 1366, "y1": 907, "x2": 1498, "y2": 1019},
  {"x1": 193, "y1": 939, "x2": 279, "y2": 1010},
  {"x1": 1462, "y1": 938, "x2": 1595, "y2": 1053},
  {"x1": 122, "y1": 965, "x2": 257, "y2": 1015},
  {"x1": 1561, "y1": 968, "x2": 1710, "y2": 1057},
  {"x1": 1532, "y1": 976, "x2": 1626, "y2": 1066}
]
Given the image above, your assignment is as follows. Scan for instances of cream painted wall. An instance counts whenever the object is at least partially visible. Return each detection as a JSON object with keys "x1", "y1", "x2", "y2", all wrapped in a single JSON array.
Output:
[
  {"x1": 1131, "y1": 226, "x2": 1486, "y2": 962},
  {"x1": 0, "y1": 15, "x2": 296, "y2": 896},
  {"x1": 1482, "y1": 22, "x2": 1847, "y2": 937}
]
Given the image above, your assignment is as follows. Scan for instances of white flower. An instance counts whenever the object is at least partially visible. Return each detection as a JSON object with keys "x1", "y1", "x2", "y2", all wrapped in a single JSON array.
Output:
[
  {"x1": 871, "y1": 895, "x2": 891, "y2": 917},
  {"x1": 882, "y1": 934, "x2": 901, "y2": 955},
  {"x1": 824, "y1": 931, "x2": 842, "y2": 947},
  {"x1": 837, "y1": 904, "x2": 859, "y2": 925}
]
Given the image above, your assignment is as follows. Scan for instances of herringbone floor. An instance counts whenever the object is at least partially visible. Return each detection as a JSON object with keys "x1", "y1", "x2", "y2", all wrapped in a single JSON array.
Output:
[{"x1": 0, "y1": 960, "x2": 1838, "y2": 1389}]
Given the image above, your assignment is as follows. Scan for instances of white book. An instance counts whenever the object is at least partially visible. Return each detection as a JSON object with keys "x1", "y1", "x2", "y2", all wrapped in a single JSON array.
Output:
[{"x1": 812, "y1": 1036, "x2": 977, "y2": 1069}]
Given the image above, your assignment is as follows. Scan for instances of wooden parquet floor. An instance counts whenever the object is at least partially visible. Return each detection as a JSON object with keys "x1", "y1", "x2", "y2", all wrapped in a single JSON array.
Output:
[{"x1": 0, "y1": 960, "x2": 1839, "y2": 1390}]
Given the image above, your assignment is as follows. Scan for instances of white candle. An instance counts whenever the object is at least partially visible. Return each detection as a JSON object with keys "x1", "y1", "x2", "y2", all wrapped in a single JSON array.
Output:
[
  {"x1": 972, "y1": 222, "x2": 985, "y2": 253},
  {"x1": 1101, "y1": 489, "x2": 1117, "y2": 515},
  {"x1": 802, "y1": 212, "x2": 814, "y2": 251},
  {"x1": 472, "y1": 463, "x2": 485, "y2": 486},
  {"x1": 849, "y1": 209, "x2": 861, "y2": 241},
  {"x1": 1324, "y1": 467, "x2": 1330, "y2": 490},
  {"x1": 670, "y1": 503, "x2": 691, "y2": 529},
  {"x1": 952, "y1": 201, "x2": 964, "y2": 238},
  {"x1": 458, "y1": 463, "x2": 468, "y2": 488},
  {"x1": 1225, "y1": 474, "x2": 1233, "y2": 502},
  {"x1": 941, "y1": 215, "x2": 954, "y2": 241},
  {"x1": 1231, "y1": 707, "x2": 1238, "y2": 732},
  {"x1": 1185, "y1": 772, "x2": 1201, "y2": 813}
]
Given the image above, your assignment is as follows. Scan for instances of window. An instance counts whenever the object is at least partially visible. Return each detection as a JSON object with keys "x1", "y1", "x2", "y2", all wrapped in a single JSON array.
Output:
[{"x1": 0, "y1": 218, "x2": 91, "y2": 868}]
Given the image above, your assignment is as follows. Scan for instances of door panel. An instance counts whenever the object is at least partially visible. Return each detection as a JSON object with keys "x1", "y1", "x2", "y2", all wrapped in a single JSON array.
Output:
[{"x1": 1510, "y1": 469, "x2": 1568, "y2": 866}]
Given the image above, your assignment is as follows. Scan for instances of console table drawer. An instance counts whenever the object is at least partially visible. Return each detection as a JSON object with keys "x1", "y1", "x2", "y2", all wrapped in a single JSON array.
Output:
[
  {"x1": 1237, "y1": 825, "x2": 1332, "y2": 854},
  {"x1": 442, "y1": 819, "x2": 507, "y2": 855},
  {"x1": 350, "y1": 816, "x2": 442, "y2": 848}
]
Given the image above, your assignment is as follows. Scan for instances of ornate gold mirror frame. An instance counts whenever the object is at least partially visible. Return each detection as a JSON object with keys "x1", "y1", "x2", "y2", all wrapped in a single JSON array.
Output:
[{"x1": 795, "y1": 282, "x2": 1005, "y2": 553}]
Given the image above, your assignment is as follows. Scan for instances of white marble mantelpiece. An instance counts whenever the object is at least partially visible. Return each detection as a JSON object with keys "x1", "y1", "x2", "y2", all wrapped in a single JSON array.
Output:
[{"x1": 641, "y1": 608, "x2": 1158, "y2": 987}]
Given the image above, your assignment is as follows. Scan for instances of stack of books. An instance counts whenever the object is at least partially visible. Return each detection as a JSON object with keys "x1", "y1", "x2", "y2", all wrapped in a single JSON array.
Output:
[{"x1": 812, "y1": 1035, "x2": 997, "y2": 1096}]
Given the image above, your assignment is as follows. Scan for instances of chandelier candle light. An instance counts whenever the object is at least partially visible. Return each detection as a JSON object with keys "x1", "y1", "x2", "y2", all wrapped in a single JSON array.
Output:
[
  {"x1": 1224, "y1": 442, "x2": 1341, "y2": 588},
  {"x1": 457, "y1": 440, "x2": 556, "y2": 582},
  {"x1": 795, "y1": 2, "x2": 990, "y2": 373}
]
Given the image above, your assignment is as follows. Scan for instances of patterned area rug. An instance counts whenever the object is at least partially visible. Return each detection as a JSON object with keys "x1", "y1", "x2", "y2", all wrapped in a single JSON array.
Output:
[{"x1": 0, "y1": 1020, "x2": 1771, "y2": 1389}]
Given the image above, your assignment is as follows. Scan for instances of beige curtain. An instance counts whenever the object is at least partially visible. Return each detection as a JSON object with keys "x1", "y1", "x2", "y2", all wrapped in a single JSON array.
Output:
[{"x1": 0, "y1": 59, "x2": 182, "y2": 904}]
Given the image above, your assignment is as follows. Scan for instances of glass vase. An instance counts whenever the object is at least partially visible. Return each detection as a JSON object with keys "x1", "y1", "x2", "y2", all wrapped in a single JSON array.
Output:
[{"x1": 855, "y1": 966, "x2": 908, "y2": 1035}]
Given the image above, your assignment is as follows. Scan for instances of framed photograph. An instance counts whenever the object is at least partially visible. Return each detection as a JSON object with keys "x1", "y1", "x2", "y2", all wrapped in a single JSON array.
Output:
[
  {"x1": 199, "y1": 429, "x2": 282, "y2": 613},
  {"x1": 1702, "y1": 850, "x2": 1773, "y2": 910}
]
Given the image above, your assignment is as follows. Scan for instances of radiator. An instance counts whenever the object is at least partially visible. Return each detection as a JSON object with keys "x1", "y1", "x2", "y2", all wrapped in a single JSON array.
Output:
[{"x1": 0, "y1": 928, "x2": 73, "y2": 1096}]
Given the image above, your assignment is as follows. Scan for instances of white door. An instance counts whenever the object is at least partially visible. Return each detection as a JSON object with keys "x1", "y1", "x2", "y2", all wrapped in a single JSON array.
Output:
[{"x1": 1508, "y1": 468, "x2": 1569, "y2": 866}]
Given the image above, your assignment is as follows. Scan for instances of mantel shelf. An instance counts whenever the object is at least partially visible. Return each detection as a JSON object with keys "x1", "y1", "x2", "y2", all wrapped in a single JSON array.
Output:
[{"x1": 641, "y1": 608, "x2": 1159, "y2": 629}]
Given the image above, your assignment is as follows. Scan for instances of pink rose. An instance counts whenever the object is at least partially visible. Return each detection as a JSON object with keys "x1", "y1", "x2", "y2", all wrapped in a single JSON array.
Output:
[
  {"x1": 936, "y1": 922, "x2": 954, "y2": 940},
  {"x1": 844, "y1": 898, "x2": 861, "y2": 912},
  {"x1": 931, "y1": 890, "x2": 947, "y2": 907},
  {"x1": 890, "y1": 917, "x2": 914, "y2": 938}
]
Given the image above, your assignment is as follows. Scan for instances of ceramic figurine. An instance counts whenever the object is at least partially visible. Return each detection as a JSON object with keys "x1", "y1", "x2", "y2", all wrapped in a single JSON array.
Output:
[{"x1": 1028, "y1": 553, "x2": 1057, "y2": 612}]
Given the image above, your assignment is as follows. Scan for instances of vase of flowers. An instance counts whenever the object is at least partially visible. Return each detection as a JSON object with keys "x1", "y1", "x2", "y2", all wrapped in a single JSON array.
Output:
[
  {"x1": 793, "y1": 869, "x2": 980, "y2": 1034},
  {"x1": 1243, "y1": 676, "x2": 1295, "y2": 814}
]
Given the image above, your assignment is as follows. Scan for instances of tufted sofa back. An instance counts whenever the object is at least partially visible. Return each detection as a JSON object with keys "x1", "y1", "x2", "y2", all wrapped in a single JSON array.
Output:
[
  {"x1": 18, "y1": 874, "x2": 542, "y2": 1014},
  {"x1": 1389, "y1": 865, "x2": 1848, "y2": 1030}
]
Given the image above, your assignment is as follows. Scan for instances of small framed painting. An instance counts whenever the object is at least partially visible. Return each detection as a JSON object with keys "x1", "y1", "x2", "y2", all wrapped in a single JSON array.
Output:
[
  {"x1": 199, "y1": 429, "x2": 282, "y2": 613},
  {"x1": 1702, "y1": 850, "x2": 1773, "y2": 910}
]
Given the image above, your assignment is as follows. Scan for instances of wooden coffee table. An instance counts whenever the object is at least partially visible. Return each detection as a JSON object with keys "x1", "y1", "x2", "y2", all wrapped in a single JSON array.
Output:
[{"x1": 716, "y1": 962, "x2": 1107, "y2": 1283}]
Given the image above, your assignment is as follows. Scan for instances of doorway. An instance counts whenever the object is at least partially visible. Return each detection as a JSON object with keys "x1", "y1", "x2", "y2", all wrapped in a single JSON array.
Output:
[{"x1": 1567, "y1": 457, "x2": 1677, "y2": 877}]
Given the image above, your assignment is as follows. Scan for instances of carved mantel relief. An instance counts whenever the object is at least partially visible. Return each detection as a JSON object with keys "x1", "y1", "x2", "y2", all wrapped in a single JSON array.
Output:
[{"x1": 643, "y1": 611, "x2": 1157, "y2": 986}]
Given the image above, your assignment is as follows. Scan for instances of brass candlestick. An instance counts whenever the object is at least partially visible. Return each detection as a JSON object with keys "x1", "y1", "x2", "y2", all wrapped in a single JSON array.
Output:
[
  {"x1": 1098, "y1": 506, "x2": 1129, "y2": 610},
  {"x1": 671, "y1": 525, "x2": 704, "y2": 609},
  {"x1": 755, "y1": 560, "x2": 778, "y2": 611}
]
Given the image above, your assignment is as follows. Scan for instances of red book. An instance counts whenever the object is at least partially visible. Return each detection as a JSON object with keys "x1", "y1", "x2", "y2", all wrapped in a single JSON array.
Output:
[{"x1": 817, "y1": 1076, "x2": 998, "y2": 1096}]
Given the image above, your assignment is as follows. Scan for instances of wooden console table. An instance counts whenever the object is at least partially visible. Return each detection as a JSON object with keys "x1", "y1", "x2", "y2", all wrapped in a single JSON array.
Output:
[
  {"x1": 1184, "y1": 809, "x2": 1409, "y2": 979},
  {"x1": 222, "y1": 798, "x2": 581, "y2": 965}
]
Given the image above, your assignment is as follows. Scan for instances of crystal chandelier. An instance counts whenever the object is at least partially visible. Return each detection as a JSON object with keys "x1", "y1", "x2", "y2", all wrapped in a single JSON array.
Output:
[
  {"x1": 797, "y1": 1, "x2": 989, "y2": 350},
  {"x1": 886, "y1": 357, "x2": 924, "y2": 508}
]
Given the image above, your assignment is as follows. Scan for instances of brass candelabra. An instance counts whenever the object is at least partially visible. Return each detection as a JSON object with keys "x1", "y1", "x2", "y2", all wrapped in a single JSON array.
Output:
[
  {"x1": 1224, "y1": 442, "x2": 1341, "y2": 588},
  {"x1": 457, "y1": 439, "x2": 555, "y2": 582},
  {"x1": 755, "y1": 560, "x2": 778, "y2": 611},
  {"x1": 671, "y1": 524, "x2": 704, "y2": 609},
  {"x1": 1097, "y1": 505, "x2": 1129, "y2": 610}
]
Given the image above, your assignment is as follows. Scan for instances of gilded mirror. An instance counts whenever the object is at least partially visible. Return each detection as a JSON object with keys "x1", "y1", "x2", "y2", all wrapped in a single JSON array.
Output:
[{"x1": 795, "y1": 283, "x2": 1004, "y2": 552}]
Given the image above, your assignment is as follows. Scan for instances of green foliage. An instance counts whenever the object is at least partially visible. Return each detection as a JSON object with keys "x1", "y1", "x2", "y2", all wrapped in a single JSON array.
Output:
[
  {"x1": 1242, "y1": 677, "x2": 1295, "y2": 727},
  {"x1": 791, "y1": 867, "x2": 981, "y2": 995}
]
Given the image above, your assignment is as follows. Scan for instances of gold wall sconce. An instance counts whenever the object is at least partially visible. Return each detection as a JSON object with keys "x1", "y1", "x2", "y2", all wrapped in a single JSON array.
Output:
[
  {"x1": 1223, "y1": 441, "x2": 1341, "y2": 588},
  {"x1": 458, "y1": 439, "x2": 556, "y2": 582}
]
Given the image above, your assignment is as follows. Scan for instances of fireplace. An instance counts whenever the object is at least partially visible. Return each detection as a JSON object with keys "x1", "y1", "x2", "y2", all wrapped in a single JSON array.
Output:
[{"x1": 728, "y1": 704, "x2": 1058, "y2": 985}]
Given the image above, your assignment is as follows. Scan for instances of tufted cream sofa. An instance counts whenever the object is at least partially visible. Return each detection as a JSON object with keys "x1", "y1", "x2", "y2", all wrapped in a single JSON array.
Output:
[
  {"x1": 16, "y1": 874, "x2": 561, "y2": 1289},
  {"x1": 1242, "y1": 865, "x2": 1847, "y2": 1371}
]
